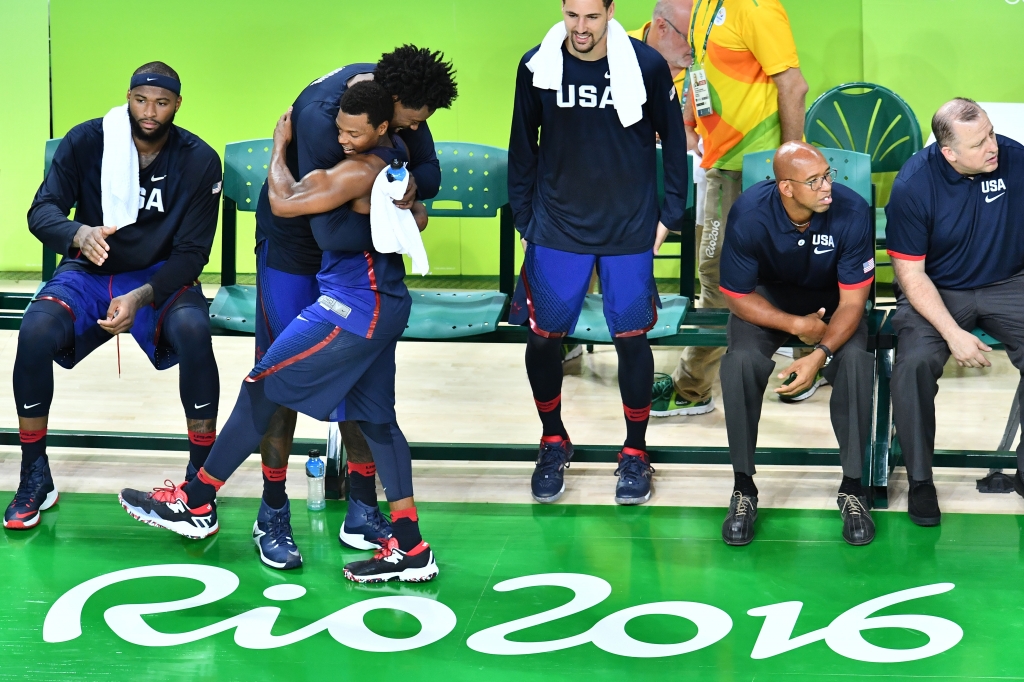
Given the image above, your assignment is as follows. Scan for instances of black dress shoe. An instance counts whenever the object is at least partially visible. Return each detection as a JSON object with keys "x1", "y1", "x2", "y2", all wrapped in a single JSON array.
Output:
[
  {"x1": 838, "y1": 493, "x2": 875, "y2": 545},
  {"x1": 722, "y1": 491, "x2": 758, "y2": 546},
  {"x1": 1014, "y1": 470, "x2": 1024, "y2": 499},
  {"x1": 908, "y1": 479, "x2": 941, "y2": 526}
]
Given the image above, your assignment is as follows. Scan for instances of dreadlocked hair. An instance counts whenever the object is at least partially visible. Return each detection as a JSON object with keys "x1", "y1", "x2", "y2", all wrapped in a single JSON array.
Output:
[{"x1": 374, "y1": 45, "x2": 458, "y2": 111}]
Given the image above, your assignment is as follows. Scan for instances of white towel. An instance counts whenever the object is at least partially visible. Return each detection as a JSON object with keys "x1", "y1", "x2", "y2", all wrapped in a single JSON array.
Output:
[
  {"x1": 370, "y1": 164, "x2": 430, "y2": 276},
  {"x1": 525, "y1": 18, "x2": 647, "y2": 128},
  {"x1": 100, "y1": 104, "x2": 140, "y2": 229}
]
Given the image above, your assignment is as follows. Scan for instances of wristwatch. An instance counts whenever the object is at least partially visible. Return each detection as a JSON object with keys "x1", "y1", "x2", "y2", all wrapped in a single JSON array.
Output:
[{"x1": 813, "y1": 343, "x2": 834, "y2": 367}]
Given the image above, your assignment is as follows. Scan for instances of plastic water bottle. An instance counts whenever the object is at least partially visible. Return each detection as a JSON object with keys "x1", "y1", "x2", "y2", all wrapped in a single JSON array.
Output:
[
  {"x1": 386, "y1": 158, "x2": 407, "y2": 183},
  {"x1": 306, "y1": 449, "x2": 326, "y2": 511}
]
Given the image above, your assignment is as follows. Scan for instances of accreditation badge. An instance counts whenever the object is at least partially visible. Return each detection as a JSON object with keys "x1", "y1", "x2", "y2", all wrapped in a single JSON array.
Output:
[{"x1": 690, "y1": 67, "x2": 713, "y2": 118}]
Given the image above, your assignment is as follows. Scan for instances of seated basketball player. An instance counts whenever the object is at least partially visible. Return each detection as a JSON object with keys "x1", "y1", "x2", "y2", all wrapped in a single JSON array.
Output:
[
  {"x1": 119, "y1": 82, "x2": 439, "y2": 583},
  {"x1": 5, "y1": 62, "x2": 222, "y2": 530}
]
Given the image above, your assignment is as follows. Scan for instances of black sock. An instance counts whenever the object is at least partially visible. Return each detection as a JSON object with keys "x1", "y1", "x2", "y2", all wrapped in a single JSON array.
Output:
[
  {"x1": 182, "y1": 468, "x2": 221, "y2": 508},
  {"x1": 839, "y1": 475, "x2": 863, "y2": 497},
  {"x1": 20, "y1": 429, "x2": 47, "y2": 469},
  {"x1": 734, "y1": 472, "x2": 758, "y2": 497},
  {"x1": 188, "y1": 430, "x2": 215, "y2": 471},
  {"x1": 347, "y1": 462, "x2": 379, "y2": 507},
  {"x1": 262, "y1": 464, "x2": 288, "y2": 509},
  {"x1": 526, "y1": 331, "x2": 569, "y2": 439},
  {"x1": 614, "y1": 335, "x2": 654, "y2": 451},
  {"x1": 391, "y1": 508, "x2": 423, "y2": 551}
]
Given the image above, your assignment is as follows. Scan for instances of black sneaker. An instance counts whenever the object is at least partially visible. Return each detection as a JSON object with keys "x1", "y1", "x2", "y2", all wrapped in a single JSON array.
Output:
[
  {"x1": 4, "y1": 456, "x2": 59, "y2": 530},
  {"x1": 838, "y1": 493, "x2": 875, "y2": 545},
  {"x1": 119, "y1": 481, "x2": 219, "y2": 539},
  {"x1": 531, "y1": 436, "x2": 573, "y2": 503},
  {"x1": 343, "y1": 537, "x2": 439, "y2": 583},
  {"x1": 722, "y1": 491, "x2": 758, "y2": 546},
  {"x1": 1014, "y1": 470, "x2": 1024, "y2": 499},
  {"x1": 907, "y1": 478, "x2": 941, "y2": 527}
]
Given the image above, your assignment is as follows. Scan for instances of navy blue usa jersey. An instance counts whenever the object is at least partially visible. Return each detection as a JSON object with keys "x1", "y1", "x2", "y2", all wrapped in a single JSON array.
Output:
[
  {"x1": 719, "y1": 181, "x2": 875, "y2": 298},
  {"x1": 27, "y1": 119, "x2": 222, "y2": 306},
  {"x1": 885, "y1": 135, "x2": 1024, "y2": 290},
  {"x1": 256, "y1": 63, "x2": 442, "y2": 275},
  {"x1": 508, "y1": 39, "x2": 689, "y2": 255}
]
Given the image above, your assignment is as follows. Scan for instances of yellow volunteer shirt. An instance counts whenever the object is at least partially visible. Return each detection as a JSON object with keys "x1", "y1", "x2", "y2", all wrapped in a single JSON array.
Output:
[
  {"x1": 688, "y1": 0, "x2": 799, "y2": 170},
  {"x1": 627, "y1": 22, "x2": 688, "y2": 101}
]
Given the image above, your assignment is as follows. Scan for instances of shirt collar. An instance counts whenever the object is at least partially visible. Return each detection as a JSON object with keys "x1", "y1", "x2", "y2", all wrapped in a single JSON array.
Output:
[{"x1": 771, "y1": 185, "x2": 820, "y2": 234}]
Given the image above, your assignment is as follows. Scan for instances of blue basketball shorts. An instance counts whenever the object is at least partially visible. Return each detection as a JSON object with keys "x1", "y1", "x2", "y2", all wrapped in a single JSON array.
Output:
[
  {"x1": 246, "y1": 301, "x2": 399, "y2": 424},
  {"x1": 255, "y1": 240, "x2": 320, "y2": 363},
  {"x1": 34, "y1": 262, "x2": 206, "y2": 370},
  {"x1": 508, "y1": 243, "x2": 659, "y2": 337}
]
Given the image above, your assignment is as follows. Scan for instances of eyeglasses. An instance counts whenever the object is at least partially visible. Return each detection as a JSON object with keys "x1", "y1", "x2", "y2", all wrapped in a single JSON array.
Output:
[
  {"x1": 661, "y1": 16, "x2": 687, "y2": 39},
  {"x1": 781, "y1": 168, "x2": 838, "y2": 191}
]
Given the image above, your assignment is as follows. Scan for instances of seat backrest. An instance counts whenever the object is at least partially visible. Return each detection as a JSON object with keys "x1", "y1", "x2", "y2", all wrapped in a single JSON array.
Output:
[
  {"x1": 805, "y1": 82, "x2": 922, "y2": 174},
  {"x1": 223, "y1": 139, "x2": 272, "y2": 211},
  {"x1": 45, "y1": 138, "x2": 63, "y2": 177},
  {"x1": 427, "y1": 142, "x2": 508, "y2": 218},
  {"x1": 741, "y1": 147, "x2": 872, "y2": 205}
]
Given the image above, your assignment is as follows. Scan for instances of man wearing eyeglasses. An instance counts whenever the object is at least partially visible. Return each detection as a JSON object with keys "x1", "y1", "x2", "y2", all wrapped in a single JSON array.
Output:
[
  {"x1": 628, "y1": 0, "x2": 693, "y2": 94},
  {"x1": 717, "y1": 142, "x2": 876, "y2": 547}
]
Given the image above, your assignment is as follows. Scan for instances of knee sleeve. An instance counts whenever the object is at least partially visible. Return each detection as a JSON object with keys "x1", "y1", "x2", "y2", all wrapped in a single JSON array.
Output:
[
  {"x1": 163, "y1": 303, "x2": 220, "y2": 420},
  {"x1": 613, "y1": 334, "x2": 653, "y2": 407},
  {"x1": 356, "y1": 421, "x2": 414, "y2": 502},
  {"x1": 525, "y1": 330, "x2": 564, "y2": 401},
  {"x1": 14, "y1": 300, "x2": 75, "y2": 418}
]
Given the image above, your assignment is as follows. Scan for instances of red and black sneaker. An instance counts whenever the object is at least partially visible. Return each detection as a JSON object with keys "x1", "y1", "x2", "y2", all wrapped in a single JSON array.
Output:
[
  {"x1": 4, "y1": 456, "x2": 59, "y2": 530},
  {"x1": 343, "y1": 537, "x2": 439, "y2": 583},
  {"x1": 119, "y1": 481, "x2": 218, "y2": 539}
]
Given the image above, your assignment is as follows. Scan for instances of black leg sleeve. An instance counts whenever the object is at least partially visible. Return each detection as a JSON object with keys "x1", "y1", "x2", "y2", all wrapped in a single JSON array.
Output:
[
  {"x1": 14, "y1": 300, "x2": 75, "y2": 418},
  {"x1": 201, "y1": 380, "x2": 280, "y2": 482},
  {"x1": 356, "y1": 421, "x2": 414, "y2": 502},
  {"x1": 161, "y1": 300, "x2": 220, "y2": 421}
]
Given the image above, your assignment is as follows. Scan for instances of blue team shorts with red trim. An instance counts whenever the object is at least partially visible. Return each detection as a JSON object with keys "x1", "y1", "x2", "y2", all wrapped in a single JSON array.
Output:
[
  {"x1": 34, "y1": 262, "x2": 206, "y2": 370},
  {"x1": 255, "y1": 240, "x2": 320, "y2": 362},
  {"x1": 508, "y1": 243, "x2": 660, "y2": 337},
  {"x1": 246, "y1": 301, "x2": 399, "y2": 423}
]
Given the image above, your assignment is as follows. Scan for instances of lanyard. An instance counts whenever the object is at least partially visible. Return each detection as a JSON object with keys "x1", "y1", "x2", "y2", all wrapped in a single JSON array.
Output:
[{"x1": 689, "y1": 0, "x2": 725, "y2": 67}]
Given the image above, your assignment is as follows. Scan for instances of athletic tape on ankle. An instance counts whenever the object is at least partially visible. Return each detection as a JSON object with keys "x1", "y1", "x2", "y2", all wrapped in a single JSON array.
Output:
[
  {"x1": 19, "y1": 429, "x2": 46, "y2": 444},
  {"x1": 348, "y1": 461, "x2": 377, "y2": 477},
  {"x1": 392, "y1": 507, "x2": 418, "y2": 522},
  {"x1": 623, "y1": 404, "x2": 651, "y2": 421},
  {"x1": 262, "y1": 464, "x2": 287, "y2": 482},
  {"x1": 188, "y1": 430, "x2": 216, "y2": 446},
  {"x1": 534, "y1": 394, "x2": 561, "y2": 412},
  {"x1": 197, "y1": 467, "x2": 224, "y2": 490},
  {"x1": 620, "y1": 447, "x2": 648, "y2": 460}
]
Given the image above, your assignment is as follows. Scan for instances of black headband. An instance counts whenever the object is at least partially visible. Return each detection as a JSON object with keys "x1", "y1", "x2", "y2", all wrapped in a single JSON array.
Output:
[{"x1": 129, "y1": 73, "x2": 181, "y2": 95}]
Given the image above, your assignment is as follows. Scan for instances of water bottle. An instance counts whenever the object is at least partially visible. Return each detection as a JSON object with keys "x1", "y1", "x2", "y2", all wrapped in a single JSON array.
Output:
[
  {"x1": 306, "y1": 449, "x2": 326, "y2": 511},
  {"x1": 386, "y1": 157, "x2": 407, "y2": 183}
]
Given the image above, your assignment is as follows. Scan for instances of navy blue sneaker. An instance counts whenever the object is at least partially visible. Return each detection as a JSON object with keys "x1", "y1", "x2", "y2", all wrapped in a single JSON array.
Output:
[
  {"x1": 4, "y1": 456, "x2": 58, "y2": 530},
  {"x1": 252, "y1": 499, "x2": 302, "y2": 570},
  {"x1": 185, "y1": 461, "x2": 198, "y2": 483},
  {"x1": 532, "y1": 436, "x2": 573, "y2": 503},
  {"x1": 339, "y1": 498, "x2": 393, "y2": 550},
  {"x1": 614, "y1": 448, "x2": 654, "y2": 505}
]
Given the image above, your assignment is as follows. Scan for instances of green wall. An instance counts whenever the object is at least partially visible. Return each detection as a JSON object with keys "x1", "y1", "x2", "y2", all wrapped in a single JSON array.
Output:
[
  {"x1": 4, "y1": 0, "x2": 1019, "y2": 276},
  {"x1": 0, "y1": 0, "x2": 50, "y2": 271}
]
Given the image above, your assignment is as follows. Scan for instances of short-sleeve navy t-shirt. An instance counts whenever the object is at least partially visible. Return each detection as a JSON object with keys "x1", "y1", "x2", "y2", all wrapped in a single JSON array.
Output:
[
  {"x1": 885, "y1": 135, "x2": 1024, "y2": 290},
  {"x1": 719, "y1": 181, "x2": 875, "y2": 298}
]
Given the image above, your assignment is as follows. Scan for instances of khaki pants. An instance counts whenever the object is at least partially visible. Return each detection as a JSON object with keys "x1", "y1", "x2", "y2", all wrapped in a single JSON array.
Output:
[{"x1": 671, "y1": 168, "x2": 742, "y2": 402}]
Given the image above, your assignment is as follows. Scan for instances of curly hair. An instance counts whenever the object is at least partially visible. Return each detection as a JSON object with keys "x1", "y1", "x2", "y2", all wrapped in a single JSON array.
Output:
[
  {"x1": 339, "y1": 80, "x2": 394, "y2": 129},
  {"x1": 374, "y1": 45, "x2": 458, "y2": 111}
]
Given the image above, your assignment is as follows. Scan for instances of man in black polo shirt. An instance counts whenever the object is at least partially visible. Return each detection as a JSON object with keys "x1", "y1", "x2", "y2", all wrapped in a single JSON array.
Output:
[
  {"x1": 718, "y1": 141, "x2": 876, "y2": 547},
  {"x1": 887, "y1": 98, "x2": 1024, "y2": 527}
]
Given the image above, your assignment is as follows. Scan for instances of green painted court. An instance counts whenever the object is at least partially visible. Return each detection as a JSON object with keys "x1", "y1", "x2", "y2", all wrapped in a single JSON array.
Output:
[{"x1": 4, "y1": 493, "x2": 1023, "y2": 681}]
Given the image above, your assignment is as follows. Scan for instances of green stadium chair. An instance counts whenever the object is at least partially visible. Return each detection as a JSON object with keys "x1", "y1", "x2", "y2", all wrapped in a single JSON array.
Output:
[
  {"x1": 741, "y1": 147, "x2": 872, "y2": 203},
  {"x1": 805, "y1": 82, "x2": 922, "y2": 174},
  {"x1": 207, "y1": 139, "x2": 268, "y2": 334},
  {"x1": 41, "y1": 138, "x2": 64, "y2": 281}
]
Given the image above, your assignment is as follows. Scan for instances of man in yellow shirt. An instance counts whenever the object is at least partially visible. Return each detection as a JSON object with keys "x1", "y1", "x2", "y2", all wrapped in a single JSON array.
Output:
[
  {"x1": 628, "y1": 0, "x2": 693, "y2": 99},
  {"x1": 652, "y1": 0, "x2": 808, "y2": 417}
]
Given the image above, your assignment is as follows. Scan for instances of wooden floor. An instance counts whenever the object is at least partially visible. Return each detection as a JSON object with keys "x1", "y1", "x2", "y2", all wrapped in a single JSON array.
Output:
[{"x1": 0, "y1": 276, "x2": 1022, "y2": 514}]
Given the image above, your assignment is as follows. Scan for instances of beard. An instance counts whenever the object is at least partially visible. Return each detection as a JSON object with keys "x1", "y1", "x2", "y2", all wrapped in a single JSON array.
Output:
[{"x1": 129, "y1": 108, "x2": 175, "y2": 143}]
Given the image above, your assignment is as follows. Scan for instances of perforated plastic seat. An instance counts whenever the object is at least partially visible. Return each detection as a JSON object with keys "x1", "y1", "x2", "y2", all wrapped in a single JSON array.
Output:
[
  {"x1": 568, "y1": 295, "x2": 690, "y2": 343},
  {"x1": 741, "y1": 147, "x2": 872, "y2": 204}
]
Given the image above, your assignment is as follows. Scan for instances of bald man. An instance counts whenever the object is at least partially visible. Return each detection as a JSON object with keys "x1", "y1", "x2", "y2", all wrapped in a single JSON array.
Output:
[
  {"x1": 717, "y1": 142, "x2": 876, "y2": 547},
  {"x1": 887, "y1": 99, "x2": 1024, "y2": 527}
]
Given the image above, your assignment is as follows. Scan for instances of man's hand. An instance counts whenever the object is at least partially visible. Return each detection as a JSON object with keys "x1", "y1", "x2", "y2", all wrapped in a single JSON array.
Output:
[
  {"x1": 73, "y1": 225, "x2": 118, "y2": 266},
  {"x1": 685, "y1": 126, "x2": 700, "y2": 153},
  {"x1": 795, "y1": 308, "x2": 828, "y2": 345},
  {"x1": 946, "y1": 327, "x2": 992, "y2": 368},
  {"x1": 97, "y1": 284, "x2": 153, "y2": 335},
  {"x1": 654, "y1": 221, "x2": 671, "y2": 255},
  {"x1": 775, "y1": 349, "x2": 827, "y2": 397},
  {"x1": 394, "y1": 173, "x2": 419, "y2": 210},
  {"x1": 410, "y1": 201, "x2": 428, "y2": 232},
  {"x1": 273, "y1": 107, "x2": 293, "y2": 149}
]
